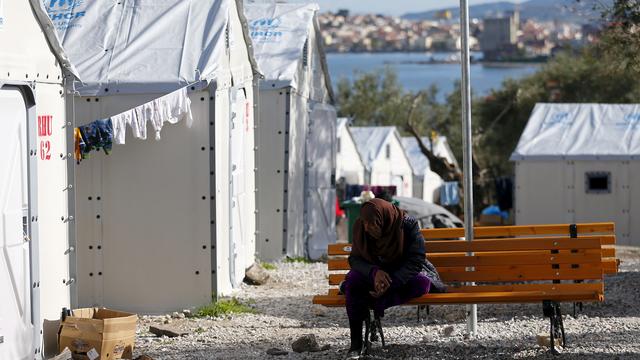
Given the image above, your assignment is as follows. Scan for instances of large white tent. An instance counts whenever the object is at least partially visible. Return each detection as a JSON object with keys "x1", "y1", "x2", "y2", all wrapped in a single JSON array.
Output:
[
  {"x1": 350, "y1": 127, "x2": 414, "y2": 197},
  {"x1": 245, "y1": 2, "x2": 337, "y2": 261},
  {"x1": 511, "y1": 103, "x2": 640, "y2": 245},
  {"x1": 0, "y1": 0, "x2": 78, "y2": 357},
  {"x1": 336, "y1": 118, "x2": 366, "y2": 184},
  {"x1": 50, "y1": 0, "x2": 260, "y2": 313}
]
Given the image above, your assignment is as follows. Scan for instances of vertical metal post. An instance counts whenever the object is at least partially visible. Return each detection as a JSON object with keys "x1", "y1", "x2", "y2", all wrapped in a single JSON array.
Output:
[{"x1": 459, "y1": 0, "x2": 477, "y2": 335}]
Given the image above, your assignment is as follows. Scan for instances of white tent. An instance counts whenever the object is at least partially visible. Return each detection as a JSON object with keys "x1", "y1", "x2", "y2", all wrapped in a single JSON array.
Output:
[
  {"x1": 51, "y1": 0, "x2": 259, "y2": 313},
  {"x1": 401, "y1": 137, "x2": 446, "y2": 203},
  {"x1": 336, "y1": 118, "x2": 366, "y2": 184},
  {"x1": 350, "y1": 127, "x2": 414, "y2": 197},
  {"x1": 0, "y1": 1, "x2": 77, "y2": 357},
  {"x1": 246, "y1": 2, "x2": 337, "y2": 261},
  {"x1": 511, "y1": 103, "x2": 640, "y2": 246}
]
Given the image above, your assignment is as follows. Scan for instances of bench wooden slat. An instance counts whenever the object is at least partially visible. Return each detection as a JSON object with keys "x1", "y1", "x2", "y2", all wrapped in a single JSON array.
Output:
[
  {"x1": 328, "y1": 252, "x2": 601, "y2": 270},
  {"x1": 327, "y1": 237, "x2": 606, "y2": 256},
  {"x1": 326, "y1": 282, "x2": 604, "y2": 296},
  {"x1": 420, "y1": 222, "x2": 614, "y2": 240},
  {"x1": 313, "y1": 289, "x2": 603, "y2": 307},
  {"x1": 425, "y1": 237, "x2": 605, "y2": 252},
  {"x1": 327, "y1": 235, "x2": 616, "y2": 257},
  {"x1": 328, "y1": 265, "x2": 603, "y2": 285}
]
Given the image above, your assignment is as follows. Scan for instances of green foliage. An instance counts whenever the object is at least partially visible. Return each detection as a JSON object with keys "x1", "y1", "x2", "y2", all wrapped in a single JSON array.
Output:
[
  {"x1": 284, "y1": 256, "x2": 312, "y2": 264},
  {"x1": 260, "y1": 262, "x2": 277, "y2": 270},
  {"x1": 336, "y1": 0, "x2": 640, "y2": 180},
  {"x1": 195, "y1": 298, "x2": 256, "y2": 318}
]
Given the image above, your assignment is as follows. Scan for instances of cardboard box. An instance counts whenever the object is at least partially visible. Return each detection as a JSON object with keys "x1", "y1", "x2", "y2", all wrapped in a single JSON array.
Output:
[{"x1": 59, "y1": 308, "x2": 137, "y2": 360}]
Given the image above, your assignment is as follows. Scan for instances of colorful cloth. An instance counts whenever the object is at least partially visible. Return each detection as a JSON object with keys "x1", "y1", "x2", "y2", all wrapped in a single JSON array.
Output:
[
  {"x1": 74, "y1": 128, "x2": 85, "y2": 162},
  {"x1": 77, "y1": 119, "x2": 113, "y2": 159}
]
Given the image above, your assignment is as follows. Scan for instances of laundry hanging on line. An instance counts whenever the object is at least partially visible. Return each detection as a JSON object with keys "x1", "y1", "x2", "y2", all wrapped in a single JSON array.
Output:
[
  {"x1": 76, "y1": 119, "x2": 113, "y2": 161},
  {"x1": 74, "y1": 86, "x2": 193, "y2": 162}
]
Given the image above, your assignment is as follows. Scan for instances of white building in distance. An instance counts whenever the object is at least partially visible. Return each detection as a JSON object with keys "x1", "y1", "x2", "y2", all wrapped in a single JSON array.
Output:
[{"x1": 350, "y1": 126, "x2": 414, "y2": 197}]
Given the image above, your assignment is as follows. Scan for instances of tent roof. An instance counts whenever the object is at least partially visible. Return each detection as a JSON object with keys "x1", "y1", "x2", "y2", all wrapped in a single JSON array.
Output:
[
  {"x1": 244, "y1": 2, "x2": 334, "y2": 103},
  {"x1": 511, "y1": 103, "x2": 640, "y2": 161},
  {"x1": 30, "y1": 0, "x2": 79, "y2": 79},
  {"x1": 337, "y1": 118, "x2": 365, "y2": 165},
  {"x1": 337, "y1": 117, "x2": 349, "y2": 131},
  {"x1": 48, "y1": 0, "x2": 257, "y2": 96},
  {"x1": 401, "y1": 137, "x2": 432, "y2": 176},
  {"x1": 351, "y1": 126, "x2": 411, "y2": 170}
]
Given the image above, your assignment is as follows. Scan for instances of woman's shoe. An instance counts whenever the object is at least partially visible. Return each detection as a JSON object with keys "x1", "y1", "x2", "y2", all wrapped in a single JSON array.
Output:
[{"x1": 345, "y1": 348, "x2": 361, "y2": 360}]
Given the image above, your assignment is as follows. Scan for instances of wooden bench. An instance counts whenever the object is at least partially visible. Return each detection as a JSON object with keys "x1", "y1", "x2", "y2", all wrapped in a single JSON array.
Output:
[{"x1": 313, "y1": 222, "x2": 619, "y2": 354}]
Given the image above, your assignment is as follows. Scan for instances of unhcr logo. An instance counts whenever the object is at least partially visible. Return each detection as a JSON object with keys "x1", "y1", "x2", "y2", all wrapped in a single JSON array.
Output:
[
  {"x1": 45, "y1": 0, "x2": 86, "y2": 22},
  {"x1": 616, "y1": 113, "x2": 640, "y2": 129},
  {"x1": 249, "y1": 17, "x2": 284, "y2": 42},
  {"x1": 543, "y1": 112, "x2": 572, "y2": 128},
  {"x1": 250, "y1": 18, "x2": 282, "y2": 29}
]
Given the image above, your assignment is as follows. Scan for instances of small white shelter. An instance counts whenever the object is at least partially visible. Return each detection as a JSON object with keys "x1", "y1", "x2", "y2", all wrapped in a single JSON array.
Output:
[
  {"x1": 511, "y1": 103, "x2": 640, "y2": 246},
  {"x1": 53, "y1": 0, "x2": 259, "y2": 313},
  {"x1": 0, "y1": 0, "x2": 77, "y2": 357},
  {"x1": 401, "y1": 137, "x2": 447, "y2": 203},
  {"x1": 336, "y1": 118, "x2": 366, "y2": 184},
  {"x1": 245, "y1": 2, "x2": 337, "y2": 261},
  {"x1": 350, "y1": 127, "x2": 414, "y2": 197}
]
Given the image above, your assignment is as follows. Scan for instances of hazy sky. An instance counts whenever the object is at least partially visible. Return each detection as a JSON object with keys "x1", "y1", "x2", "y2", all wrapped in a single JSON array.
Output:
[{"x1": 316, "y1": 0, "x2": 510, "y2": 16}]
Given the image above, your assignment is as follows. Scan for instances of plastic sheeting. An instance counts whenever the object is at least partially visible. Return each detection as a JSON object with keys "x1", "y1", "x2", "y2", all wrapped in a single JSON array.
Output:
[
  {"x1": 244, "y1": 2, "x2": 334, "y2": 103},
  {"x1": 511, "y1": 103, "x2": 640, "y2": 161},
  {"x1": 245, "y1": 3, "x2": 315, "y2": 83},
  {"x1": 45, "y1": 0, "x2": 253, "y2": 96}
]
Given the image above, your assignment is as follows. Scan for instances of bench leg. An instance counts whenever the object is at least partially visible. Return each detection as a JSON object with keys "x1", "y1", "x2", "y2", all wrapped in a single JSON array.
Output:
[
  {"x1": 361, "y1": 311, "x2": 372, "y2": 356},
  {"x1": 374, "y1": 315, "x2": 386, "y2": 348},
  {"x1": 543, "y1": 301, "x2": 567, "y2": 354},
  {"x1": 572, "y1": 302, "x2": 583, "y2": 317},
  {"x1": 416, "y1": 305, "x2": 430, "y2": 323}
]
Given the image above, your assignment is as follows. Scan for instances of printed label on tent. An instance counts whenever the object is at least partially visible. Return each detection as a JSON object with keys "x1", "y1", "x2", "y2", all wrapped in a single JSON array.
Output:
[
  {"x1": 542, "y1": 112, "x2": 572, "y2": 129},
  {"x1": 244, "y1": 101, "x2": 250, "y2": 133},
  {"x1": 86, "y1": 348, "x2": 99, "y2": 360},
  {"x1": 38, "y1": 115, "x2": 53, "y2": 161},
  {"x1": 617, "y1": 113, "x2": 640, "y2": 129},
  {"x1": 44, "y1": 0, "x2": 87, "y2": 32},
  {"x1": 249, "y1": 17, "x2": 285, "y2": 43}
]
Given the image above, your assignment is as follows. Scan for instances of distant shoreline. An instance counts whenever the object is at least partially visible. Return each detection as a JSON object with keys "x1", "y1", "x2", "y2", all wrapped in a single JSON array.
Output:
[{"x1": 326, "y1": 51, "x2": 548, "y2": 65}]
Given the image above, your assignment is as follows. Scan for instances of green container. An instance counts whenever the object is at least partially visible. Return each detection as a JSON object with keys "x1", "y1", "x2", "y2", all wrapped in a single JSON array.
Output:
[{"x1": 341, "y1": 199, "x2": 400, "y2": 244}]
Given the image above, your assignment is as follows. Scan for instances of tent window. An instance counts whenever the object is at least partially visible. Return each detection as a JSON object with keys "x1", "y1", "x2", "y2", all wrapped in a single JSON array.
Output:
[
  {"x1": 385, "y1": 144, "x2": 391, "y2": 159},
  {"x1": 585, "y1": 172, "x2": 611, "y2": 194},
  {"x1": 337, "y1": 137, "x2": 341, "y2": 153}
]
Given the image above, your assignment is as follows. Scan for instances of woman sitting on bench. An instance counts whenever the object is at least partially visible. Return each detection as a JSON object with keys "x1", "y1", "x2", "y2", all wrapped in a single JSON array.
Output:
[{"x1": 343, "y1": 199, "x2": 446, "y2": 357}]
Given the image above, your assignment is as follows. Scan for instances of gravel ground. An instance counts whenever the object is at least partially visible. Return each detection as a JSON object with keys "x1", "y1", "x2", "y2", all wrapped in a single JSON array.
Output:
[{"x1": 134, "y1": 246, "x2": 640, "y2": 359}]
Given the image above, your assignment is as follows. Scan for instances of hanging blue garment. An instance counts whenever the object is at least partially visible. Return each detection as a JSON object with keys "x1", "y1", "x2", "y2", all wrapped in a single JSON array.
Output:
[
  {"x1": 440, "y1": 181, "x2": 460, "y2": 206},
  {"x1": 77, "y1": 119, "x2": 114, "y2": 159}
]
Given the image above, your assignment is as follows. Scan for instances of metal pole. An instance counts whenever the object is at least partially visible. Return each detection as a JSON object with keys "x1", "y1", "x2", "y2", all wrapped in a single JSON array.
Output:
[{"x1": 459, "y1": 0, "x2": 477, "y2": 335}]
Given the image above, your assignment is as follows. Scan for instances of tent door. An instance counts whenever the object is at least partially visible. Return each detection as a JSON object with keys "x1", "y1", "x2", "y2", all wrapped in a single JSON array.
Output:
[
  {"x1": 229, "y1": 88, "x2": 248, "y2": 287},
  {"x1": 305, "y1": 105, "x2": 336, "y2": 260},
  {"x1": 0, "y1": 88, "x2": 35, "y2": 360}
]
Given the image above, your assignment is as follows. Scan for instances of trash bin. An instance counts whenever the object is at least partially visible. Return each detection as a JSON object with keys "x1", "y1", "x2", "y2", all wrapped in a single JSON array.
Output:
[{"x1": 341, "y1": 199, "x2": 400, "y2": 244}]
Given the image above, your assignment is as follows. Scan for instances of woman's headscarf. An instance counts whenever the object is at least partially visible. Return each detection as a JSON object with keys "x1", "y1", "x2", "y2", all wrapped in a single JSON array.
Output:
[{"x1": 351, "y1": 198, "x2": 406, "y2": 264}]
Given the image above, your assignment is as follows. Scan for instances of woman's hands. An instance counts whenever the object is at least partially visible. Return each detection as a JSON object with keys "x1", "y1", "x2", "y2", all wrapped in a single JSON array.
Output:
[{"x1": 370, "y1": 270, "x2": 392, "y2": 298}]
